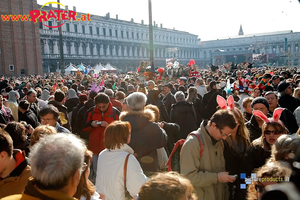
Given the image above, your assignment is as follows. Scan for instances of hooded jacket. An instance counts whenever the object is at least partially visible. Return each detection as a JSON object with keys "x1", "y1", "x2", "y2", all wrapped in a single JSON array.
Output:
[
  {"x1": 65, "y1": 89, "x2": 79, "y2": 113},
  {"x1": 170, "y1": 101, "x2": 197, "y2": 140},
  {"x1": 120, "y1": 110, "x2": 168, "y2": 173},
  {"x1": 40, "y1": 89, "x2": 49, "y2": 101},
  {"x1": 6, "y1": 90, "x2": 20, "y2": 121}
]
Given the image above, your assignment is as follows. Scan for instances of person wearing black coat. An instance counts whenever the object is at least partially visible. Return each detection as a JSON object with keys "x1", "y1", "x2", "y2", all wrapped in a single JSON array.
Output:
[
  {"x1": 170, "y1": 91, "x2": 197, "y2": 140},
  {"x1": 71, "y1": 94, "x2": 87, "y2": 135},
  {"x1": 18, "y1": 100, "x2": 40, "y2": 129},
  {"x1": 202, "y1": 81, "x2": 223, "y2": 120},
  {"x1": 162, "y1": 84, "x2": 176, "y2": 117},
  {"x1": 278, "y1": 81, "x2": 300, "y2": 113},
  {"x1": 65, "y1": 89, "x2": 79, "y2": 113},
  {"x1": 159, "y1": 121, "x2": 180, "y2": 156},
  {"x1": 147, "y1": 89, "x2": 169, "y2": 122}
]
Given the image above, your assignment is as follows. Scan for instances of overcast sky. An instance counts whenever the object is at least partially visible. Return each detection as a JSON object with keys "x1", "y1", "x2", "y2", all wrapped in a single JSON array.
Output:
[{"x1": 37, "y1": 0, "x2": 300, "y2": 41}]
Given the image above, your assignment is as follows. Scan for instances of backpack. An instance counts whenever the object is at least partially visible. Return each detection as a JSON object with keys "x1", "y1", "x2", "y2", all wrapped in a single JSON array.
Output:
[{"x1": 166, "y1": 131, "x2": 204, "y2": 172}]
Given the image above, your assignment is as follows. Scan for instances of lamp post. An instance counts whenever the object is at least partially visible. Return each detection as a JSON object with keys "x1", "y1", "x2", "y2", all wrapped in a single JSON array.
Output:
[{"x1": 148, "y1": 0, "x2": 154, "y2": 72}]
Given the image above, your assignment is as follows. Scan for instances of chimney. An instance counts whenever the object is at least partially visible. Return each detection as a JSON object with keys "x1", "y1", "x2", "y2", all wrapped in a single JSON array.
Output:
[
  {"x1": 141, "y1": 20, "x2": 144, "y2": 25},
  {"x1": 160, "y1": 23, "x2": 163, "y2": 28},
  {"x1": 116, "y1": 14, "x2": 118, "y2": 20},
  {"x1": 65, "y1": 5, "x2": 68, "y2": 10},
  {"x1": 106, "y1": 12, "x2": 110, "y2": 19},
  {"x1": 73, "y1": 6, "x2": 76, "y2": 11},
  {"x1": 131, "y1": 18, "x2": 134, "y2": 22}
]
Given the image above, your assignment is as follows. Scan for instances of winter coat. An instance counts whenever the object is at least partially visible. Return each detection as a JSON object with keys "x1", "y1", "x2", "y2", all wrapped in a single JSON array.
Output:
[
  {"x1": 180, "y1": 122, "x2": 229, "y2": 200},
  {"x1": 65, "y1": 89, "x2": 79, "y2": 113},
  {"x1": 202, "y1": 89, "x2": 221, "y2": 120},
  {"x1": 0, "y1": 107, "x2": 9, "y2": 125},
  {"x1": 18, "y1": 110, "x2": 40, "y2": 129},
  {"x1": 7, "y1": 90, "x2": 20, "y2": 122},
  {"x1": 0, "y1": 150, "x2": 31, "y2": 199},
  {"x1": 170, "y1": 101, "x2": 197, "y2": 140},
  {"x1": 196, "y1": 85, "x2": 207, "y2": 98},
  {"x1": 55, "y1": 122, "x2": 71, "y2": 134},
  {"x1": 270, "y1": 108, "x2": 298, "y2": 134},
  {"x1": 278, "y1": 94, "x2": 300, "y2": 113},
  {"x1": 110, "y1": 97, "x2": 122, "y2": 112},
  {"x1": 78, "y1": 100, "x2": 95, "y2": 142},
  {"x1": 192, "y1": 98, "x2": 204, "y2": 127},
  {"x1": 245, "y1": 115, "x2": 262, "y2": 142},
  {"x1": 29, "y1": 103, "x2": 39, "y2": 119},
  {"x1": 40, "y1": 89, "x2": 49, "y2": 101},
  {"x1": 96, "y1": 144, "x2": 148, "y2": 200},
  {"x1": 120, "y1": 110, "x2": 168, "y2": 173},
  {"x1": 147, "y1": 90, "x2": 170, "y2": 122},
  {"x1": 162, "y1": 92, "x2": 176, "y2": 116},
  {"x1": 71, "y1": 102, "x2": 85, "y2": 134},
  {"x1": 163, "y1": 122, "x2": 180, "y2": 156},
  {"x1": 48, "y1": 100, "x2": 71, "y2": 131},
  {"x1": 82, "y1": 102, "x2": 119, "y2": 155}
]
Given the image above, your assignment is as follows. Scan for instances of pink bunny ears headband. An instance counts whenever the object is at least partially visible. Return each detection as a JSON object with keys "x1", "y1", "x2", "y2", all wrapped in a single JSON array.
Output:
[
  {"x1": 217, "y1": 95, "x2": 242, "y2": 118},
  {"x1": 252, "y1": 108, "x2": 284, "y2": 125}
]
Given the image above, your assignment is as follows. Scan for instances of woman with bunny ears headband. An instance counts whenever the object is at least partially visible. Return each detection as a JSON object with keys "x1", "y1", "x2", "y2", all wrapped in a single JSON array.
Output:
[
  {"x1": 240, "y1": 108, "x2": 287, "y2": 199},
  {"x1": 217, "y1": 95, "x2": 251, "y2": 200}
]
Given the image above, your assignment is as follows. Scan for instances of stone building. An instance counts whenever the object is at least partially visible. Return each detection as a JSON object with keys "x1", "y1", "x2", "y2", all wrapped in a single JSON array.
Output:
[
  {"x1": 0, "y1": 0, "x2": 43, "y2": 76},
  {"x1": 40, "y1": 4, "x2": 200, "y2": 72}
]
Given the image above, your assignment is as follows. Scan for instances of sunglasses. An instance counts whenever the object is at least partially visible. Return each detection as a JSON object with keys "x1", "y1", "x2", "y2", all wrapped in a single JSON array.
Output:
[
  {"x1": 255, "y1": 184, "x2": 265, "y2": 193},
  {"x1": 264, "y1": 130, "x2": 282, "y2": 135}
]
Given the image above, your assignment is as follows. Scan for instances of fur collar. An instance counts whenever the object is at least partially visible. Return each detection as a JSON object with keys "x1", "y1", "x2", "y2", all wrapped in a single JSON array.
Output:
[{"x1": 120, "y1": 109, "x2": 155, "y2": 121}]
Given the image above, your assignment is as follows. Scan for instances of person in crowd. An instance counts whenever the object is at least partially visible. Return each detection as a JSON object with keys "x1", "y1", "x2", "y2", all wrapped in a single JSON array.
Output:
[
  {"x1": 162, "y1": 83, "x2": 176, "y2": 117},
  {"x1": 147, "y1": 80, "x2": 155, "y2": 91},
  {"x1": 39, "y1": 104, "x2": 70, "y2": 133},
  {"x1": 18, "y1": 100, "x2": 40, "y2": 128},
  {"x1": 120, "y1": 92, "x2": 168, "y2": 174},
  {"x1": 278, "y1": 81, "x2": 300, "y2": 113},
  {"x1": 105, "y1": 89, "x2": 122, "y2": 112},
  {"x1": 4, "y1": 122, "x2": 30, "y2": 156},
  {"x1": 0, "y1": 95, "x2": 10, "y2": 124},
  {"x1": 2, "y1": 133, "x2": 86, "y2": 200},
  {"x1": 65, "y1": 88, "x2": 79, "y2": 113},
  {"x1": 48, "y1": 89, "x2": 71, "y2": 131},
  {"x1": 252, "y1": 87, "x2": 262, "y2": 98},
  {"x1": 138, "y1": 172, "x2": 197, "y2": 200},
  {"x1": 170, "y1": 91, "x2": 197, "y2": 140},
  {"x1": 146, "y1": 88, "x2": 169, "y2": 122},
  {"x1": 180, "y1": 109, "x2": 237, "y2": 200},
  {"x1": 82, "y1": 93, "x2": 120, "y2": 182},
  {"x1": 77, "y1": 91, "x2": 97, "y2": 143},
  {"x1": 293, "y1": 87, "x2": 300, "y2": 100},
  {"x1": 265, "y1": 91, "x2": 298, "y2": 134},
  {"x1": 40, "y1": 89, "x2": 50, "y2": 102},
  {"x1": 6, "y1": 90, "x2": 19, "y2": 122},
  {"x1": 96, "y1": 121, "x2": 148, "y2": 200},
  {"x1": 26, "y1": 90, "x2": 39, "y2": 119},
  {"x1": 270, "y1": 75, "x2": 281, "y2": 91},
  {"x1": 247, "y1": 161, "x2": 291, "y2": 200},
  {"x1": 30, "y1": 125, "x2": 57, "y2": 147},
  {"x1": 115, "y1": 91, "x2": 126, "y2": 104},
  {"x1": 71, "y1": 94, "x2": 87, "y2": 135},
  {"x1": 242, "y1": 97, "x2": 254, "y2": 122},
  {"x1": 127, "y1": 84, "x2": 135, "y2": 95},
  {"x1": 203, "y1": 81, "x2": 223, "y2": 119},
  {"x1": 144, "y1": 104, "x2": 180, "y2": 156},
  {"x1": 186, "y1": 86, "x2": 203, "y2": 127},
  {"x1": 195, "y1": 78, "x2": 207, "y2": 98},
  {"x1": 246, "y1": 97, "x2": 270, "y2": 142},
  {"x1": 0, "y1": 130, "x2": 31, "y2": 198},
  {"x1": 74, "y1": 150, "x2": 102, "y2": 200}
]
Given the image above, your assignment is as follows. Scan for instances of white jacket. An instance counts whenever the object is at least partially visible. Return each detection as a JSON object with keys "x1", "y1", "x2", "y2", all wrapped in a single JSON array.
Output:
[{"x1": 96, "y1": 144, "x2": 148, "y2": 200}]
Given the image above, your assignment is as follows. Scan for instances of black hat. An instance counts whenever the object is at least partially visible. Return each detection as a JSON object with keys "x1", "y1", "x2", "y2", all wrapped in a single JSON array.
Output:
[
  {"x1": 272, "y1": 75, "x2": 280, "y2": 80},
  {"x1": 251, "y1": 97, "x2": 269, "y2": 110},
  {"x1": 209, "y1": 81, "x2": 217, "y2": 89},
  {"x1": 277, "y1": 81, "x2": 290, "y2": 92}
]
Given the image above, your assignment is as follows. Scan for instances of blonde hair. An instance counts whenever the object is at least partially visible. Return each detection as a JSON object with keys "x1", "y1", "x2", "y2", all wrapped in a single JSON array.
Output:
[
  {"x1": 186, "y1": 87, "x2": 198, "y2": 104},
  {"x1": 293, "y1": 87, "x2": 300, "y2": 99},
  {"x1": 30, "y1": 125, "x2": 57, "y2": 147},
  {"x1": 247, "y1": 161, "x2": 291, "y2": 200},
  {"x1": 226, "y1": 108, "x2": 250, "y2": 149},
  {"x1": 144, "y1": 104, "x2": 160, "y2": 123}
]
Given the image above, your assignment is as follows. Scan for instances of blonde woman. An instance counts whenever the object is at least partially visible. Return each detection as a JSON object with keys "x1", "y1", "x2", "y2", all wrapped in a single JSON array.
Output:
[{"x1": 293, "y1": 87, "x2": 300, "y2": 100}]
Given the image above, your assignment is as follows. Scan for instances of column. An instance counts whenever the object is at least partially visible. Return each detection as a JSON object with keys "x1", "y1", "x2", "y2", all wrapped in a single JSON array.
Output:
[
  {"x1": 134, "y1": 46, "x2": 138, "y2": 57},
  {"x1": 100, "y1": 44, "x2": 104, "y2": 56},
  {"x1": 53, "y1": 40, "x2": 59, "y2": 54},
  {"x1": 124, "y1": 46, "x2": 128, "y2": 57},
  {"x1": 118, "y1": 46, "x2": 121, "y2": 56},
  {"x1": 113, "y1": 45, "x2": 116, "y2": 56},
  {"x1": 78, "y1": 43, "x2": 83, "y2": 55},
  {"x1": 106, "y1": 45, "x2": 110, "y2": 56},
  {"x1": 44, "y1": 39, "x2": 49, "y2": 54},
  {"x1": 70, "y1": 42, "x2": 75, "y2": 55},
  {"x1": 129, "y1": 46, "x2": 133, "y2": 57},
  {"x1": 86, "y1": 43, "x2": 90, "y2": 55},
  {"x1": 63, "y1": 42, "x2": 67, "y2": 55},
  {"x1": 93, "y1": 44, "x2": 97, "y2": 55},
  {"x1": 144, "y1": 48, "x2": 147, "y2": 57},
  {"x1": 139, "y1": 48, "x2": 142, "y2": 57}
]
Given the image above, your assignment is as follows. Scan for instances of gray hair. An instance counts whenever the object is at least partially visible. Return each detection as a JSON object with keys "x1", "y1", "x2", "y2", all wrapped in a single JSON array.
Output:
[
  {"x1": 174, "y1": 91, "x2": 185, "y2": 102},
  {"x1": 126, "y1": 92, "x2": 147, "y2": 111},
  {"x1": 271, "y1": 134, "x2": 300, "y2": 162},
  {"x1": 29, "y1": 134, "x2": 86, "y2": 190},
  {"x1": 127, "y1": 85, "x2": 135, "y2": 92},
  {"x1": 104, "y1": 89, "x2": 114, "y2": 97}
]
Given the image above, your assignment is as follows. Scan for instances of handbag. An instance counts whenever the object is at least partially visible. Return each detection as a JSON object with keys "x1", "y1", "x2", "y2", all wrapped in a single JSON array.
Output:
[{"x1": 124, "y1": 153, "x2": 132, "y2": 200}]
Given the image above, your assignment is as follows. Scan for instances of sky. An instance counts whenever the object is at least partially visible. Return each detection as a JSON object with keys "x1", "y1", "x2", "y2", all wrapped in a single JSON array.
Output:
[{"x1": 37, "y1": 0, "x2": 300, "y2": 41}]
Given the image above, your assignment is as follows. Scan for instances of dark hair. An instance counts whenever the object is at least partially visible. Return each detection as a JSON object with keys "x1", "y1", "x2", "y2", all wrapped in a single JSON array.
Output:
[
  {"x1": 95, "y1": 93, "x2": 110, "y2": 104},
  {"x1": 71, "y1": 84, "x2": 78, "y2": 92},
  {"x1": 39, "y1": 104, "x2": 59, "y2": 121},
  {"x1": 88, "y1": 91, "x2": 98, "y2": 100},
  {"x1": 54, "y1": 90, "x2": 65, "y2": 102},
  {"x1": 79, "y1": 94, "x2": 88, "y2": 103},
  {"x1": 19, "y1": 100, "x2": 30, "y2": 110},
  {"x1": 265, "y1": 91, "x2": 278, "y2": 99},
  {"x1": 0, "y1": 129, "x2": 13, "y2": 157},
  {"x1": 210, "y1": 109, "x2": 237, "y2": 129},
  {"x1": 4, "y1": 122, "x2": 27, "y2": 147}
]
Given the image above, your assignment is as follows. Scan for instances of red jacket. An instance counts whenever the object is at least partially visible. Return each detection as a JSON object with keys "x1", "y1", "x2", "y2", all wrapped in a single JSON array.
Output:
[{"x1": 82, "y1": 102, "x2": 119, "y2": 155}]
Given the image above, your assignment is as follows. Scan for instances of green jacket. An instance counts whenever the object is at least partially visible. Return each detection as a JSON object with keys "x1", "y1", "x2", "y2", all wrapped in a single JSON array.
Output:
[{"x1": 180, "y1": 122, "x2": 229, "y2": 200}]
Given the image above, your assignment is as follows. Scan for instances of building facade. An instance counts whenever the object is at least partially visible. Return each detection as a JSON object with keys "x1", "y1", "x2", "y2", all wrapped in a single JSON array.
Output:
[
  {"x1": 0, "y1": 0, "x2": 43, "y2": 76},
  {"x1": 40, "y1": 5, "x2": 200, "y2": 72},
  {"x1": 198, "y1": 29, "x2": 300, "y2": 68}
]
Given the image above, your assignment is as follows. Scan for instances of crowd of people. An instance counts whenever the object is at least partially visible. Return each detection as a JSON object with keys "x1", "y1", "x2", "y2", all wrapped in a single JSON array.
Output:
[{"x1": 1, "y1": 64, "x2": 300, "y2": 200}]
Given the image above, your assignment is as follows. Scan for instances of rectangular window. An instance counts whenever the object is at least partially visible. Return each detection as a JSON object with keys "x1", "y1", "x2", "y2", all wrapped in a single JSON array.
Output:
[
  {"x1": 89, "y1": 26, "x2": 92, "y2": 35},
  {"x1": 132, "y1": 32, "x2": 134, "y2": 39},
  {"x1": 137, "y1": 33, "x2": 139, "y2": 39},
  {"x1": 115, "y1": 30, "x2": 118, "y2": 37},
  {"x1": 66, "y1": 23, "x2": 70, "y2": 32},
  {"x1": 96, "y1": 27, "x2": 99, "y2": 35},
  {"x1": 109, "y1": 29, "x2": 112, "y2": 36},
  {"x1": 39, "y1": 22, "x2": 43, "y2": 29},
  {"x1": 121, "y1": 31, "x2": 124, "y2": 38},
  {"x1": 103, "y1": 28, "x2": 106, "y2": 36},
  {"x1": 82, "y1": 25, "x2": 85, "y2": 34},
  {"x1": 48, "y1": 21, "x2": 52, "y2": 30},
  {"x1": 74, "y1": 24, "x2": 77, "y2": 33},
  {"x1": 141, "y1": 33, "x2": 143, "y2": 40},
  {"x1": 126, "y1": 31, "x2": 129, "y2": 38}
]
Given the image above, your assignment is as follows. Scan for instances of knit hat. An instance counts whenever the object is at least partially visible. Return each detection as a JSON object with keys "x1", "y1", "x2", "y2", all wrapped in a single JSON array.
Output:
[
  {"x1": 251, "y1": 97, "x2": 269, "y2": 110},
  {"x1": 277, "y1": 81, "x2": 290, "y2": 92}
]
